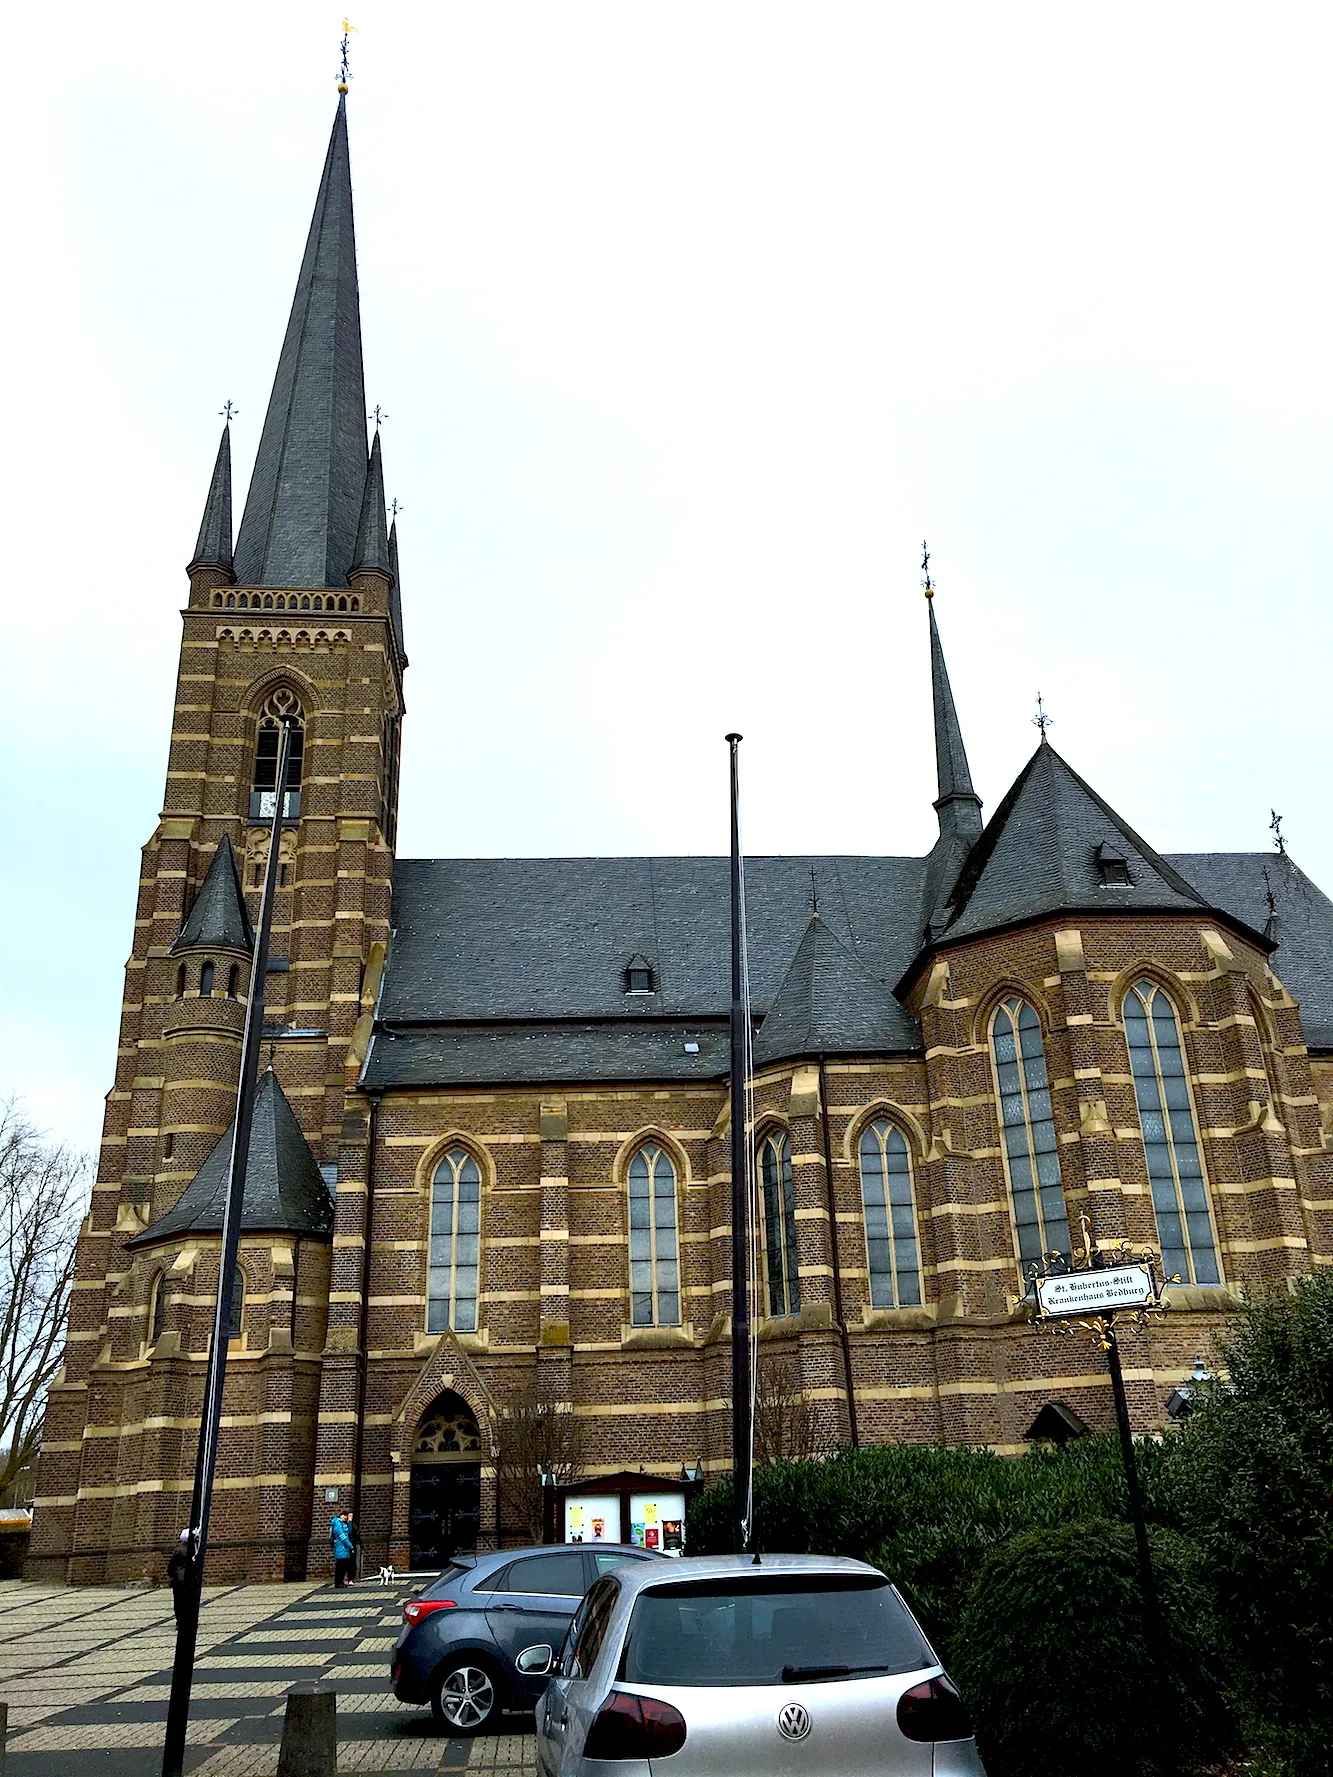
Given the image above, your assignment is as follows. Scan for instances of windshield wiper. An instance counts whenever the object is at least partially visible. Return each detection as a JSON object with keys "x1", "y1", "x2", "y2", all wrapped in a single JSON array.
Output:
[{"x1": 781, "y1": 1663, "x2": 889, "y2": 1683}]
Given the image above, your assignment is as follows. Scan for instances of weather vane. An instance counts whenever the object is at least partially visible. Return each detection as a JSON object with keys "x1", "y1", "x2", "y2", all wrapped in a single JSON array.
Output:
[
  {"x1": 921, "y1": 540, "x2": 934, "y2": 599},
  {"x1": 809, "y1": 865, "x2": 819, "y2": 918},
  {"x1": 389, "y1": 497, "x2": 404, "y2": 520},
  {"x1": 219, "y1": 399, "x2": 237, "y2": 424},
  {"x1": 338, "y1": 19, "x2": 358, "y2": 92},
  {"x1": 1270, "y1": 808, "x2": 1287, "y2": 856},
  {"x1": 1033, "y1": 693, "x2": 1053, "y2": 740},
  {"x1": 369, "y1": 404, "x2": 388, "y2": 430}
]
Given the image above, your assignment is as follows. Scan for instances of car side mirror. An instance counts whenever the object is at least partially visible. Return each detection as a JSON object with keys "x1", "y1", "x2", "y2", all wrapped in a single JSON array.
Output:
[{"x1": 517, "y1": 1644, "x2": 553, "y2": 1675}]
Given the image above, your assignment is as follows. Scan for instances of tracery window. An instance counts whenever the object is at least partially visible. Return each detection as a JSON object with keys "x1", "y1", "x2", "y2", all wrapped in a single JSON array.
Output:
[
  {"x1": 758, "y1": 1130, "x2": 800, "y2": 1318},
  {"x1": 628, "y1": 1144, "x2": 680, "y2": 1327},
  {"x1": 990, "y1": 997, "x2": 1070, "y2": 1266},
  {"x1": 858, "y1": 1120, "x2": 921, "y2": 1308},
  {"x1": 413, "y1": 1402, "x2": 481, "y2": 1459},
  {"x1": 249, "y1": 688, "x2": 305, "y2": 821},
  {"x1": 428, "y1": 1148, "x2": 481, "y2": 1333},
  {"x1": 1123, "y1": 980, "x2": 1219, "y2": 1285}
]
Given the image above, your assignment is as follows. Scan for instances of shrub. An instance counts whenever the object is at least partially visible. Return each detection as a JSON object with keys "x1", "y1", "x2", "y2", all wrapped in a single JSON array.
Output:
[
  {"x1": 1172, "y1": 1274, "x2": 1333, "y2": 1776},
  {"x1": 952, "y1": 1518, "x2": 1232, "y2": 1777}
]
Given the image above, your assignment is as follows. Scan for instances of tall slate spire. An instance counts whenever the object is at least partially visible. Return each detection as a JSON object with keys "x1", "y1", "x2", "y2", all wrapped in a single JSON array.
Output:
[
  {"x1": 387, "y1": 515, "x2": 406, "y2": 659},
  {"x1": 929, "y1": 598, "x2": 982, "y2": 844},
  {"x1": 188, "y1": 423, "x2": 234, "y2": 579},
  {"x1": 349, "y1": 429, "x2": 392, "y2": 580},
  {"x1": 233, "y1": 95, "x2": 368, "y2": 589}
]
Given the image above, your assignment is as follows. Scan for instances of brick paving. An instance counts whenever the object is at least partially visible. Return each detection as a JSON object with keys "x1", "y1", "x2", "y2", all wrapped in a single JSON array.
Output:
[{"x1": 0, "y1": 1579, "x2": 537, "y2": 1775}]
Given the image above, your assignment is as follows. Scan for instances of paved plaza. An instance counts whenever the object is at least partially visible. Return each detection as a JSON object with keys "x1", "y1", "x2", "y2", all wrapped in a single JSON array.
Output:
[{"x1": 0, "y1": 1579, "x2": 537, "y2": 1775}]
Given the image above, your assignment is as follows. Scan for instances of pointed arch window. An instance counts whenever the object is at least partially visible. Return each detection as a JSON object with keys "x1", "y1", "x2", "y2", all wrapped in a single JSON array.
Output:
[
  {"x1": 858, "y1": 1120, "x2": 921, "y2": 1308},
  {"x1": 149, "y1": 1274, "x2": 168, "y2": 1348},
  {"x1": 249, "y1": 689, "x2": 305, "y2": 821},
  {"x1": 991, "y1": 997, "x2": 1070, "y2": 1266},
  {"x1": 1123, "y1": 981, "x2": 1219, "y2": 1285},
  {"x1": 428, "y1": 1148, "x2": 481, "y2": 1334},
  {"x1": 199, "y1": 961, "x2": 215, "y2": 997},
  {"x1": 223, "y1": 1265, "x2": 245, "y2": 1342},
  {"x1": 758, "y1": 1131, "x2": 800, "y2": 1318},
  {"x1": 628, "y1": 1144, "x2": 680, "y2": 1327}
]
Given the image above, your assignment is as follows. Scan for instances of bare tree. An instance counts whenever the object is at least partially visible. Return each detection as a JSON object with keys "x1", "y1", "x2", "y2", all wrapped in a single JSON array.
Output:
[
  {"x1": 754, "y1": 1351, "x2": 822, "y2": 1465},
  {"x1": 492, "y1": 1380, "x2": 585, "y2": 1543},
  {"x1": 0, "y1": 1099, "x2": 89, "y2": 1504}
]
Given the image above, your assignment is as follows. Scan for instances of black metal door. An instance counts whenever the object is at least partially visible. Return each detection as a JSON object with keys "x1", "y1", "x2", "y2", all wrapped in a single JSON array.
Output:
[{"x1": 409, "y1": 1462, "x2": 481, "y2": 1569}]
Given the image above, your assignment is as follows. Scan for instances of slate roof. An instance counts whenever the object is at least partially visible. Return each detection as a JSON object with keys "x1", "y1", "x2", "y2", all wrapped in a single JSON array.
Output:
[
  {"x1": 129, "y1": 1070, "x2": 333, "y2": 1247},
  {"x1": 939, "y1": 742, "x2": 1216, "y2": 945},
  {"x1": 171, "y1": 838, "x2": 253, "y2": 955},
  {"x1": 751, "y1": 914, "x2": 909, "y2": 1067},
  {"x1": 232, "y1": 96, "x2": 369, "y2": 591},
  {"x1": 189, "y1": 423, "x2": 233, "y2": 577},
  {"x1": 388, "y1": 518, "x2": 405, "y2": 659},
  {"x1": 350, "y1": 430, "x2": 392, "y2": 581}
]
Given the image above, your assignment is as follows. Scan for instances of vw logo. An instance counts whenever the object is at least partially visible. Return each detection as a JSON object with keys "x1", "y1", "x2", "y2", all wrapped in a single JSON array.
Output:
[{"x1": 777, "y1": 1701, "x2": 811, "y2": 1742}]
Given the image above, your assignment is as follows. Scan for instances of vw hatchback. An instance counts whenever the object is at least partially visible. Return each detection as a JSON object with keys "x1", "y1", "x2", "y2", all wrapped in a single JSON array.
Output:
[{"x1": 532, "y1": 1552, "x2": 987, "y2": 1775}]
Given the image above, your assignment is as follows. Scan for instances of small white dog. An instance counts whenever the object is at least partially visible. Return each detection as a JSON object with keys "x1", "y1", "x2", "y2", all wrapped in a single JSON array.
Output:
[{"x1": 376, "y1": 1564, "x2": 397, "y2": 1585}]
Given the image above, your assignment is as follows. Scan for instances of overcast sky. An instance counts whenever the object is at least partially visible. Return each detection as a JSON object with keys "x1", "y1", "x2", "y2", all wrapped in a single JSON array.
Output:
[{"x1": 5, "y1": 1, "x2": 1332, "y2": 1157}]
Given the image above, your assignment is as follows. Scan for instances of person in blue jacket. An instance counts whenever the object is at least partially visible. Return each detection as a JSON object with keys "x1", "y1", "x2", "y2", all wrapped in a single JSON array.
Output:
[{"x1": 330, "y1": 1510, "x2": 355, "y2": 1587}]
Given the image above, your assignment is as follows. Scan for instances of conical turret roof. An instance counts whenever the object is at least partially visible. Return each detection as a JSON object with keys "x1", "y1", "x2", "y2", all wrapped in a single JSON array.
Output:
[
  {"x1": 940, "y1": 741, "x2": 1211, "y2": 943},
  {"x1": 171, "y1": 837, "x2": 253, "y2": 955},
  {"x1": 388, "y1": 517, "x2": 406, "y2": 659},
  {"x1": 188, "y1": 423, "x2": 234, "y2": 578},
  {"x1": 350, "y1": 429, "x2": 393, "y2": 579},
  {"x1": 233, "y1": 96, "x2": 368, "y2": 589},
  {"x1": 753, "y1": 913, "x2": 906, "y2": 1066},
  {"x1": 129, "y1": 1069, "x2": 334, "y2": 1247}
]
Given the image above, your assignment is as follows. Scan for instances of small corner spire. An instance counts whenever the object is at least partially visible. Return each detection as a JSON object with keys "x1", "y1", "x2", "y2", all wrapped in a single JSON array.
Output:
[
  {"x1": 188, "y1": 420, "x2": 235, "y2": 583},
  {"x1": 349, "y1": 429, "x2": 393, "y2": 582},
  {"x1": 925, "y1": 553, "x2": 982, "y2": 844}
]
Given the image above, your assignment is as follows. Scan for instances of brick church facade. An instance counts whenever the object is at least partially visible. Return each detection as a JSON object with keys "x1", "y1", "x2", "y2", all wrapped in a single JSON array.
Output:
[{"x1": 29, "y1": 97, "x2": 1333, "y2": 1583}]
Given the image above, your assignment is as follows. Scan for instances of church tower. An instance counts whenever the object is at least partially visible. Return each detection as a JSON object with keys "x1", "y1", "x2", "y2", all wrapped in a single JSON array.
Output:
[{"x1": 29, "y1": 93, "x2": 405, "y2": 1583}]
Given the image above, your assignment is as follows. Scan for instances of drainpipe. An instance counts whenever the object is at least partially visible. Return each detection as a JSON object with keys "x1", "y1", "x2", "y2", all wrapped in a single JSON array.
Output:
[{"x1": 818, "y1": 1057, "x2": 859, "y2": 1447}]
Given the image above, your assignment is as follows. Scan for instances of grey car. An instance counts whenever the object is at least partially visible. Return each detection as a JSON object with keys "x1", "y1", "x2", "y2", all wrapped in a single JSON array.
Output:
[{"x1": 530, "y1": 1552, "x2": 987, "y2": 1776}]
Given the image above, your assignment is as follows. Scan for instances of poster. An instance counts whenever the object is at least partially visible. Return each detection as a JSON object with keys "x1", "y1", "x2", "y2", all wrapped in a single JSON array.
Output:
[{"x1": 564, "y1": 1495, "x2": 621, "y2": 1544}]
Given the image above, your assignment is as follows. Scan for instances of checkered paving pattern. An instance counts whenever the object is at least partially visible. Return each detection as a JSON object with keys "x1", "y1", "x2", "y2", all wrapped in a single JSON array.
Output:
[{"x1": 0, "y1": 1579, "x2": 537, "y2": 1774}]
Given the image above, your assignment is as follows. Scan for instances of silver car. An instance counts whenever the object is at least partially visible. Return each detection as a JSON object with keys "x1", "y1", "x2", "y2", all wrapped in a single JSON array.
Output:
[{"x1": 528, "y1": 1551, "x2": 987, "y2": 1775}]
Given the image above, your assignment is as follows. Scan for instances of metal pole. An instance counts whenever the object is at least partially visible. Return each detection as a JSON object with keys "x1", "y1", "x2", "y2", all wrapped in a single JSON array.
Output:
[
  {"x1": 817, "y1": 1058, "x2": 858, "y2": 1448},
  {"x1": 1104, "y1": 1324, "x2": 1163, "y2": 1657},
  {"x1": 726, "y1": 733, "x2": 753, "y2": 1555},
  {"x1": 161, "y1": 719, "x2": 295, "y2": 1777}
]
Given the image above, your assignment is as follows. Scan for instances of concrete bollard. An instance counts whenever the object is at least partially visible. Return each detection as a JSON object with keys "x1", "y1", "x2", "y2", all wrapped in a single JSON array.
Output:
[
  {"x1": 1, "y1": 1697, "x2": 8, "y2": 1777},
  {"x1": 276, "y1": 1683, "x2": 336, "y2": 1777}
]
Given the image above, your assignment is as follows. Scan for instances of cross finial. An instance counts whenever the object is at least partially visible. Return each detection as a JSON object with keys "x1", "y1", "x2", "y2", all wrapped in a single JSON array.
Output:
[
  {"x1": 921, "y1": 540, "x2": 934, "y2": 600},
  {"x1": 338, "y1": 19, "x2": 357, "y2": 92},
  {"x1": 1033, "y1": 693, "x2": 1053, "y2": 741},
  {"x1": 370, "y1": 405, "x2": 388, "y2": 431},
  {"x1": 1270, "y1": 808, "x2": 1287, "y2": 856},
  {"x1": 389, "y1": 497, "x2": 404, "y2": 520},
  {"x1": 219, "y1": 399, "x2": 237, "y2": 425},
  {"x1": 809, "y1": 865, "x2": 819, "y2": 918},
  {"x1": 265, "y1": 1041, "x2": 276, "y2": 1073}
]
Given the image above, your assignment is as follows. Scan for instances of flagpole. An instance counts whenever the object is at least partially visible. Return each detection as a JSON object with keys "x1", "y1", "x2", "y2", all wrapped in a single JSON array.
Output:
[
  {"x1": 726, "y1": 733, "x2": 754, "y2": 1554},
  {"x1": 161, "y1": 719, "x2": 294, "y2": 1777}
]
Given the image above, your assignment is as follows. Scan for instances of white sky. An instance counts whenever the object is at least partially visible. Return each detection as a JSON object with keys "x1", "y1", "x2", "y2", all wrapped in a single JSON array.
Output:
[{"x1": 4, "y1": 2, "x2": 1332, "y2": 1157}]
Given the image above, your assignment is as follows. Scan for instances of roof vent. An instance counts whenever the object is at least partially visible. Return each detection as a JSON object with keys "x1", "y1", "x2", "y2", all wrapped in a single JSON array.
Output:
[
  {"x1": 1094, "y1": 842, "x2": 1132, "y2": 887},
  {"x1": 624, "y1": 955, "x2": 656, "y2": 995}
]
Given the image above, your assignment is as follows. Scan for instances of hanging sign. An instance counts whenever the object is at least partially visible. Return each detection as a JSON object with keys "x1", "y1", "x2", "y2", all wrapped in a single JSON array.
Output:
[{"x1": 1035, "y1": 1264, "x2": 1154, "y2": 1319}]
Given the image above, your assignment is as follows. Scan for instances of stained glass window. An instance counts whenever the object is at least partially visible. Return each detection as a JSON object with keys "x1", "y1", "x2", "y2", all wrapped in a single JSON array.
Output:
[
  {"x1": 628, "y1": 1145, "x2": 680, "y2": 1326},
  {"x1": 428, "y1": 1149, "x2": 481, "y2": 1333},
  {"x1": 991, "y1": 997, "x2": 1070, "y2": 1266},
  {"x1": 859, "y1": 1120, "x2": 921, "y2": 1308},
  {"x1": 1123, "y1": 981, "x2": 1219, "y2": 1285},
  {"x1": 758, "y1": 1131, "x2": 801, "y2": 1318}
]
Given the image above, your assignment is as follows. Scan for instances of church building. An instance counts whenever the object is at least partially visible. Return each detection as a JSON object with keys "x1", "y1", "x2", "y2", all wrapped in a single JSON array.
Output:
[{"x1": 29, "y1": 95, "x2": 1333, "y2": 1583}]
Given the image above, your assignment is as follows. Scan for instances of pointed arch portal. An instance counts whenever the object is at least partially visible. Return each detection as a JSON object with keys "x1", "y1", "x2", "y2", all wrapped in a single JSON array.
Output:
[{"x1": 409, "y1": 1389, "x2": 482, "y2": 1569}]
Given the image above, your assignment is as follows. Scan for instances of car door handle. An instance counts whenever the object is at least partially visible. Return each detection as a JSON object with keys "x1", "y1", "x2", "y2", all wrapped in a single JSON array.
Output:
[{"x1": 490, "y1": 1603, "x2": 525, "y2": 1612}]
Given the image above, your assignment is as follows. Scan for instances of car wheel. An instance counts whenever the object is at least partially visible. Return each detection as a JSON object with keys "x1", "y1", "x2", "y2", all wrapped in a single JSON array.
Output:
[{"x1": 430, "y1": 1655, "x2": 505, "y2": 1734}]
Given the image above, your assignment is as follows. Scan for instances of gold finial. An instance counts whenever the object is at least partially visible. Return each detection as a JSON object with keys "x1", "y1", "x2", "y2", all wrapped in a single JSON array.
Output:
[{"x1": 921, "y1": 540, "x2": 934, "y2": 600}]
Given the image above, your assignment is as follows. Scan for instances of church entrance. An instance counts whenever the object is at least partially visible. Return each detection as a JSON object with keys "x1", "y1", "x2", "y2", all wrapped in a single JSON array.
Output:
[{"x1": 409, "y1": 1392, "x2": 483, "y2": 1570}]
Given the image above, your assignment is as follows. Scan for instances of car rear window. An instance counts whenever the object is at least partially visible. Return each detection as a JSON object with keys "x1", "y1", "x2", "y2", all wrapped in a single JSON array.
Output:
[
  {"x1": 495, "y1": 1552, "x2": 587, "y2": 1596},
  {"x1": 619, "y1": 1574, "x2": 933, "y2": 1688},
  {"x1": 419, "y1": 1562, "x2": 471, "y2": 1597}
]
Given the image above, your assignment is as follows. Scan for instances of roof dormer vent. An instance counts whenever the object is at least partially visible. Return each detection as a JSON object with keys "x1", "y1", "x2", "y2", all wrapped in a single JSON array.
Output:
[
  {"x1": 1095, "y1": 842, "x2": 1132, "y2": 887},
  {"x1": 624, "y1": 955, "x2": 656, "y2": 995}
]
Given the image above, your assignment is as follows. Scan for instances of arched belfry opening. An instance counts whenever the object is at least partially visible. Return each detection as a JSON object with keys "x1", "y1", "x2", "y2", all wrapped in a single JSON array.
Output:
[{"x1": 409, "y1": 1390, "x2": 482, "y2": 1569}]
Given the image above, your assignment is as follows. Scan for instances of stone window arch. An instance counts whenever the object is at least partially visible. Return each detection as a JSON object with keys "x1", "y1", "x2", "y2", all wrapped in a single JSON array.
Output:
[
  {"x1": 1122, "y1": 979, "x2": 1220, "y2": 1285},
  {"x1": 249, "y1": 687, "x2": 305, "y2": 822},
  {"x1": 428, "y1": 1147, "x2": 481, "y2": 1334},
  {"x1": 857, "y1": 1118, "x2": 921, "y2": 1309},
  {"x1": 627, "y1": 1143, "x2": 680, "y2": 1327},
  {"x1": 990, "y1": 996, "x2": 1070, "y2": 1267},
  {"x1": 756, "y1": 1128, "x2": 800, "y2": 1319}
]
